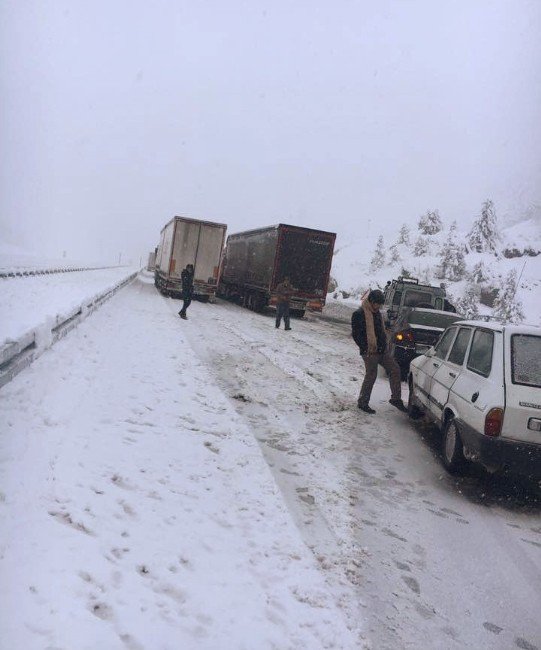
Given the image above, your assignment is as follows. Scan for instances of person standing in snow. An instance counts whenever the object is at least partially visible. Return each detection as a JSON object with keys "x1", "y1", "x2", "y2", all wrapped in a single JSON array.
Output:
[
  {"x1": 351, "y1": 289, "x2": 407, "y2": 414},
  {"x1": 178, "y1": 264, "x2": 194, "y2": 320},
  {"x1": 274, "y1": 277, "x2": 294, "y2": 330}
]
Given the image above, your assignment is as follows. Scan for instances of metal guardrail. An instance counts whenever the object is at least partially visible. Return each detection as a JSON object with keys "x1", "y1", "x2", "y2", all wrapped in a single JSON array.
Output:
[
  {"x1": 0, "y1": 264, "x2": 132, "y2": 279},
  {"x1": 0, "y1": 271, "x2": 138, "y2": 389}
]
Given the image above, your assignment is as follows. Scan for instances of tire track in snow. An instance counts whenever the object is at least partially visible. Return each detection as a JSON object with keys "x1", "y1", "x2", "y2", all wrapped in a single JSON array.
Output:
[{"x1": 165, "y1": 297, "x2": 371, "y2": 638}]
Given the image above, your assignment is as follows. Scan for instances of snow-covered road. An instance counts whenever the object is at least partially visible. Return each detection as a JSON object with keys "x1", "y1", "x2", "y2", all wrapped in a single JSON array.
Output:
[
  {"x1": 1, "y1": 272, "x2": 540, "y2": 649},
  {"x1": 179, "y1": 286, "x2": 541, "y2": 650}
]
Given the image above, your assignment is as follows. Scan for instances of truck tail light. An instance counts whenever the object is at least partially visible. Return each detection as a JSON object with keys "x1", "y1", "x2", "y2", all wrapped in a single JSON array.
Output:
[
  {"x1": 395, "y1": 329, "x2": 415, "y2": 347},
  {"x1": 484, "y1": 408, "x2": 504, "y2": 437}
]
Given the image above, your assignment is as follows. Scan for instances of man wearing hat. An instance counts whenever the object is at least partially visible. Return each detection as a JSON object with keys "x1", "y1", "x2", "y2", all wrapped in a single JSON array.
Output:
[{"x1": 351, "y1": 289, "x2": 407, "y2": 414}]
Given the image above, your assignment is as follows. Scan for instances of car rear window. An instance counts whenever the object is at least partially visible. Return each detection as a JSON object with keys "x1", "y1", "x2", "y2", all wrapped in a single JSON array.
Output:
[
  {"x1": 511, "y1": 334, "x2": 541, "y2": 388},
  {"x1": 403, "y1": 290, "x2": 433, "y2": 307},
  {"x1": 467, "y1": 329, "x2": 494, "y2": 377},
  {"x1": 448, "y1": 328, "x2": 472, "y2": 366}
]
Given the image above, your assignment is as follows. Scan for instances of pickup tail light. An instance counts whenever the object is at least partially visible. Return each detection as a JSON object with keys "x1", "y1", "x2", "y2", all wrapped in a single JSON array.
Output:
[
  {"x1": 484, "y1": 408, "x2": 504, "y2": 437},
  {"x1": 395, "y1": 329, "x2": 415, "y2": 347}
]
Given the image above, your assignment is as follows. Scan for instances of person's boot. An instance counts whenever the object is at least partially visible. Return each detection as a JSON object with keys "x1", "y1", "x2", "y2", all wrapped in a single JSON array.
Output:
[
  {"x1": 180, "y1": 312, "x2": 187, "y2": 320},
  {"x1": 389, "y1": 398, "x2": 407, "y2": 413},
  {"x1": 358, "y1": 402, "x2": 376, "y2": 414}
]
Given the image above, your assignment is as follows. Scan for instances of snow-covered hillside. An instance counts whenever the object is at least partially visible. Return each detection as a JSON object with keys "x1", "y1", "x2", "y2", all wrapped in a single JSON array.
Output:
[{"x1": 330, "y1": 206, "x2": 541, "y2": 325}]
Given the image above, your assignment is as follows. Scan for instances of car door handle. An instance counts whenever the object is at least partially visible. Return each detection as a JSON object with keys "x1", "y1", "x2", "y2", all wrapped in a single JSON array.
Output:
[
  {"x1": 449, "y1": 372, "x2": 457, "y2": 378},
  {"x1": 432, "y1": 362, "x2": 440, "y2": 368},
  {"x1": 471, "y1": 392, "x2": 479, "y2": 403}
]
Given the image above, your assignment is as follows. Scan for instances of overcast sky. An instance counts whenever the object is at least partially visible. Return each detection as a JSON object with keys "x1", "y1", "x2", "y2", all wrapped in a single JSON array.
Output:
[{"x1": 1, "y1": 0, "x2": 540, "y2": 263}]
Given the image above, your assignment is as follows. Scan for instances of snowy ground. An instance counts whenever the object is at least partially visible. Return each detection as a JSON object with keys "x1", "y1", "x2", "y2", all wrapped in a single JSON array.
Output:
[{"x1": 1, "y1": 271, "x2": 540, "y2": 649}]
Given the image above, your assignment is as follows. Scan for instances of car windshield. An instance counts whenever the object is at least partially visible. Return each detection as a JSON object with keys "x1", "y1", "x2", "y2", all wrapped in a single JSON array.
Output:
[{"x1": 511, "y1": 334, "x2": 541, "y2": 388}]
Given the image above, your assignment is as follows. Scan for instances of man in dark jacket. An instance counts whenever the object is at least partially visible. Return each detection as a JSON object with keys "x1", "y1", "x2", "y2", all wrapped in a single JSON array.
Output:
[
  {"x1": 178, "y1": 264, "x2": 194, "y2": 320},
  {"x1": 351, "y1": 289, "x2": 407, "y2": 414},
  {"x1": 274, "y1": 277, "x2": 293, "y2": 330}
]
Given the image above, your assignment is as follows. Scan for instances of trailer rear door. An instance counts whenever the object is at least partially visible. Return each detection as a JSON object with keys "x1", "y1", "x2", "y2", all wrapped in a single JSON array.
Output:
[
  {"x1": 170, "y1": 220, "x2": 200, "y2": 277},
  {"x1": 195, "y1": 224, "x2": 225, "y2": 283},
  {"x1": 276, "y1": 228, "x2": 334, "y2": 297}
]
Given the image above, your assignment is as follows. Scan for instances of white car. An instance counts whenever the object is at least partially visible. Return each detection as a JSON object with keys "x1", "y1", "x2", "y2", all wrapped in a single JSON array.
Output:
[{"x1": 408, "y1": 320, "x2": 541, "y2": 477}]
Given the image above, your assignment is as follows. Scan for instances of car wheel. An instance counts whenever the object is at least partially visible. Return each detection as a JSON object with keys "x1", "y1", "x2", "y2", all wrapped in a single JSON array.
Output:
[
  {"x1": 442, "y1": 417, "x2": 466, "y2": 474},
  {"x1": 407, "y1": 383, "x2": 423, "y2": 419}
]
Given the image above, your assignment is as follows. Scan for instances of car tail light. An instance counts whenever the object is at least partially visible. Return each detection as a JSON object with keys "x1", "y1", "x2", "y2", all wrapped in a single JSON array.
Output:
[
  {"x1": 484, "y1": 408, "x2": 504, "y2": 437},
  {"x1": 395, "y1": 329, "x2": 415, "y2": 347}
]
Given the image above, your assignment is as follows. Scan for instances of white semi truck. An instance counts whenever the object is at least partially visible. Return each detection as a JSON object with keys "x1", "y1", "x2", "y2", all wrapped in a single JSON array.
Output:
[{"x1": 154, "y1": 216, "x2": 227, "y2": 301}]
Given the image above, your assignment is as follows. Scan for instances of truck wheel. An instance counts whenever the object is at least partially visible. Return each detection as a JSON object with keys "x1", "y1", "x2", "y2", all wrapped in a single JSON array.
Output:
[
  {"x1": 442, "y1": 417, "x2": 466, "y2": 474},
  {"x1": 253, "y1": 297, "x2": 265, "y2": 312},
  {"x1": 407, "y1": 383, "x2": 423, "y2": 420}
]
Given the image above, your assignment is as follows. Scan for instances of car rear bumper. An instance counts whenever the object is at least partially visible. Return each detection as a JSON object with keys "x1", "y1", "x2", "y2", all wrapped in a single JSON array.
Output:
[{"x1": 458, "y1": 420, "x2": 541, "y2": 477}]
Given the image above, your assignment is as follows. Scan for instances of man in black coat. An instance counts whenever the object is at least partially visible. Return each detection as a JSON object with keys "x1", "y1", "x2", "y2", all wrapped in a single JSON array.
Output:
[
  {"x1": 351, "y1": 289, "x2": 407, "y2": 414},
  {"x1": 178, "y1": 264, "x2": 194, "y2": 320}
]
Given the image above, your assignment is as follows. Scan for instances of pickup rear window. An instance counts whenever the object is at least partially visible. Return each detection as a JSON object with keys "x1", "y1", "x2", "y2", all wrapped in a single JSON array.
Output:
[
  {"x1": 403, "y1": 290, "x2": 433, "y2": 307},
  {"x1": 511, "y1": 335, "x2": 541, "y2": 388}
]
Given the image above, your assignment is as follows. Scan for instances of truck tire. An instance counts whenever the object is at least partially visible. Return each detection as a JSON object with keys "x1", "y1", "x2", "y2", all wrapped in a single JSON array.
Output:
[{"x1": 441, "y1": 417, "x2": 466, "y2": 474}]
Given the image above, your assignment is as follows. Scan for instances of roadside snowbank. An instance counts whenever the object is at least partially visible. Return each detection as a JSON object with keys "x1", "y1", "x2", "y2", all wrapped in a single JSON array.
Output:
[{"x1": 0, "y1": 273, "x2": 360, "y2": 650}]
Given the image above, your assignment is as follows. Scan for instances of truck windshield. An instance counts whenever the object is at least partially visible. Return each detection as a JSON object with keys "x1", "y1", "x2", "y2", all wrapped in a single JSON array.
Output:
[{"x1": 511, "y1": 334, "x2": 541, "y2": 388}]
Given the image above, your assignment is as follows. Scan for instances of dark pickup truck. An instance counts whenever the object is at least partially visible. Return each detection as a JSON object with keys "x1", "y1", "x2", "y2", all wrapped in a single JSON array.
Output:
[
  {"x1": 388, "y1": 307, "x2": 463, "y2": 379},
  {"x1": 383, "y1": 277, "x2": 462, "y2": 379}
]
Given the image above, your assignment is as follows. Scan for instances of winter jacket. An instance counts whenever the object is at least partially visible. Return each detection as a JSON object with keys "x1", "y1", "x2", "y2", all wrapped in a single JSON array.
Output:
[
  {"x1": 351, "y1": 308, "x2": 388, "y2": 355},
  {"x1": 181, "y1": 268, "x2": 194, "y2": 299},
  {"x1": 274, "y1": 281, "x2": 294, "y2": 304}
]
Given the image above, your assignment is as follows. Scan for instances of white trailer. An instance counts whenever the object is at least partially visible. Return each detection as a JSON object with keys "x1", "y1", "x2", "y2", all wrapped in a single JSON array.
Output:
[
  {"x1": 147, "y1": 250, "x2": 157, "y2": 271},
  {"x1": 154, "y1": 216, "x2": 227, "y2": 300}
]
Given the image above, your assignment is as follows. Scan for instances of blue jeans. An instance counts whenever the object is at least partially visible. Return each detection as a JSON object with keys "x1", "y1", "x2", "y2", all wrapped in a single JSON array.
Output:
[{"x1": 276, "y1": 302, "x2": 290, "y2": 329}]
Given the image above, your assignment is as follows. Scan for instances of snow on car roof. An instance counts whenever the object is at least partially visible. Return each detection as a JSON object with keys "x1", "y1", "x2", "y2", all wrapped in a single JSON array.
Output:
[{"x1": 451, "y1": 320, "x2": 541, "y2": 334}]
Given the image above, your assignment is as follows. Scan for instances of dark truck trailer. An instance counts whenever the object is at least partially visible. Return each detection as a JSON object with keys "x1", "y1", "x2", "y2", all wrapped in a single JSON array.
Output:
[
  {"x1": 218, "y1": 224, "x2": 336, "y2": 314},
  {"x1": 154, "y1": 216, "x2": 227, "y2": 300}
]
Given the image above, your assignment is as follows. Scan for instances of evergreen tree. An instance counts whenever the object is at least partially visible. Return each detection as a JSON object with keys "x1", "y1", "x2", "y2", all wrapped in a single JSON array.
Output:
[
  {"x1": 389, "y1": 244, "x2": 400, "y2": 263},
  {"x1": 397, "y1": 224, "x2": 411, "y2": 246},
  {"x1": 492, "y1": 269, "x2": 525, "y2": 323},
  {"x1": 413, "y1": 235, "x2": 429, "y2": 257},
  {"x1": 437, "y1": 221, "x2": 466, "y2": 281},
  {"x1": 370, "y1": 235, "x2": 386, "y2": 271},
  {"x1": 418, "y1": 209, "x2": 443, "y2": 235},
  {"x1": 467, "y1": 199, "x2": 501, "y2": 253},
  {"x1": 470, "y1": 260, "x2": 490, "y2": 284},
  {"x1": 454, "y1": 283, "x2": 480, "y2": 319}
]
